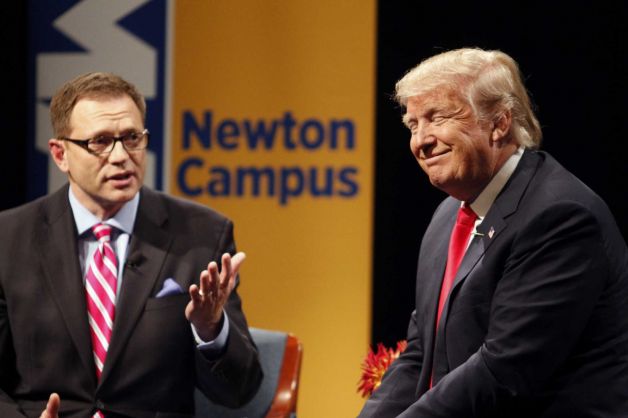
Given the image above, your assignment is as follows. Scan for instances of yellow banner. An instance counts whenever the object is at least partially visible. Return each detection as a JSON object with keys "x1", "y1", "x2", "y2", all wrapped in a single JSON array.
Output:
[{"x1": 170, "y1": 2, "x2": 375, "y2": 415}]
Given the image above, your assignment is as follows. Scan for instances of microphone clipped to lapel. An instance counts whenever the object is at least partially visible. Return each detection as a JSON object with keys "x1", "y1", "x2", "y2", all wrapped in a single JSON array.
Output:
[{"x1": 125, "y1": 250, "x2": 146, "y2": 271}]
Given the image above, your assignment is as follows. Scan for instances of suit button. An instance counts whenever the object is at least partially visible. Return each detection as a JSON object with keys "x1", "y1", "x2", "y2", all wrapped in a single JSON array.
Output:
[{"x1": 96, "y1": 400, "x2": 105, "y2": 409}]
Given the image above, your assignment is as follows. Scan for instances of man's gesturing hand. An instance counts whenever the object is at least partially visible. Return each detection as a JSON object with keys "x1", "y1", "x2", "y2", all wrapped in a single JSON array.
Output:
[
  {"x1": 185, "y1": 252, "x2": 245, "y2": 341},
  {"x1": 39, "y1": 393, "x2": 60, "y2": 418}
]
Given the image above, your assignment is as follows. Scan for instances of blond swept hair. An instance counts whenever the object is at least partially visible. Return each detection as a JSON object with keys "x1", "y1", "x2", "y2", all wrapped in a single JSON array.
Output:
[{"x1": 396, "y1": 48, "x2": 542, "y2": 149}]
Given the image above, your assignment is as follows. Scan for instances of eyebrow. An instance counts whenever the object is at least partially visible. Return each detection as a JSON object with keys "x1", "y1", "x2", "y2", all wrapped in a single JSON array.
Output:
[{"x1": 90, "y1": 128, "x2": 140, "y2": 138}]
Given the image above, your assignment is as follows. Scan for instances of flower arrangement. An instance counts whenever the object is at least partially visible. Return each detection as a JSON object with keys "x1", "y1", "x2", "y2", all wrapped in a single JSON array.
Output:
[{"x1": 358, "y1": 340, "x2": 408, "y2": 398}]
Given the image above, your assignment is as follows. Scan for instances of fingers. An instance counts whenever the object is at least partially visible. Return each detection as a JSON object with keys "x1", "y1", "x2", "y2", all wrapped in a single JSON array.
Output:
[
  {"x1": 200, "y1": 261, "x2": 219, "y2": 297},
  {"x1": 230, "y1": 252, "x2": 246, "y2": 278},
  {"x1": 191, "y1": 252, "x2": 245, "y2": 302},
  {"x1": 40, "y1": 393, "x2": 60, "y2": 418},
  {"x1": 220, "y1": 252, "x2": 245, "y2": 292},
  {"x1": 220, "y1": 253, "x2": 233, "y2": 287},
  {"x1": 186, "y1": 252, "x2": 244, "y2": 334}
]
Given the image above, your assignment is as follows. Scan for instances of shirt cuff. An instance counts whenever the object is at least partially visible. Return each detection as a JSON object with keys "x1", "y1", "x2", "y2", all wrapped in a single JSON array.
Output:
[{"x1": 191, "y1": 311, "x2": 229, "y2": 356}]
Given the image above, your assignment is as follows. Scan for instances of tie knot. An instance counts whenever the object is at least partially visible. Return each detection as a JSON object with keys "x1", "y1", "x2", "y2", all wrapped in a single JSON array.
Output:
[
  {"x1": 92, "y1": 223, "x2": 113, "y2": 242},
  {"x1": 457, "y1": 205, "x2": 477, "y2": 227}
]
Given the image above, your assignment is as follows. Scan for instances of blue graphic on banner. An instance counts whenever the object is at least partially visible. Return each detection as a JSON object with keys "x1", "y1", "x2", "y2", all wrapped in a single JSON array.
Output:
[
  {"x1": 27, "y1": 0, "x2": 167, "y2": 199},
  {"x1": 177, "y1": 110, "x2": 359, "y2": 205}
]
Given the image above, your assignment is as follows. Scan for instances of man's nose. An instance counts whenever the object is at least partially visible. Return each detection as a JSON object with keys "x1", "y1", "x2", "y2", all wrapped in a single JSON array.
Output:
[
  {"x1": 413, "y1": 122, "x2": 433, "y2": 148},
  {"x1": 108, "y1": 140, "x2": 130, "y2": 162}
]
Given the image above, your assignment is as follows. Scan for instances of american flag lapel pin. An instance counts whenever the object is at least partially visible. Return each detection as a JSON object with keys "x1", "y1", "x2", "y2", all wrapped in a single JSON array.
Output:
[{"x1": 488, "y1": 227, "x2": 495, "y2": 239}]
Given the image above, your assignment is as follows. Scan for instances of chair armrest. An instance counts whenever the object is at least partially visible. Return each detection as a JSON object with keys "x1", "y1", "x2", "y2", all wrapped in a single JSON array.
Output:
[{"x1": 266, "y1": 334, "x2": 303, "y2": 417}]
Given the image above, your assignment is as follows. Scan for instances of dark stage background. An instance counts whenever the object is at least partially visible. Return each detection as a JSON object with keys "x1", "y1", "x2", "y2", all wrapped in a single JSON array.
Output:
[
  {"x1": 2, "y1": 2, "x2": 627, "y2": 347},
  {"x1": 372, "y1": 1, "x2": 628, "y2": 346}
]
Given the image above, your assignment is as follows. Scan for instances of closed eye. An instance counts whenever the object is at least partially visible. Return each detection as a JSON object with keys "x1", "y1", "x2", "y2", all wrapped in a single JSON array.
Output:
[
  {"x1": 430, "y1": 111, "x2": 449, "y2": 123},
  {"x1": 402, "y1": 114, "x2": 414, "y2": 129}
]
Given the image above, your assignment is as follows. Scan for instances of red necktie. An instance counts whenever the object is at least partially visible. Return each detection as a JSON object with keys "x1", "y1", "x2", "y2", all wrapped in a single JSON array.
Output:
[
  {"x1": 86, "y1": 224, "x2": 117, "y2": 418},
  {"x1": 85, "y1": 224, "x2": 117, "y2": 380},
  {"x1": 435, "y1": 205, "x2": 477, "y2": 326}
]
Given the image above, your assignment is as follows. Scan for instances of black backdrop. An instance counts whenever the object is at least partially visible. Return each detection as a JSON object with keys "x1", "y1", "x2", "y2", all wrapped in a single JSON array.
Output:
[
  {"x1": 373, "y1": 1, "x2": 628, "y2": 346},
  {"x1": 2, "y1": 2, "x2": 627, "y2": 347},
  {"x1": 1, "y1": 3, "x2": 28, "y2": 210}
]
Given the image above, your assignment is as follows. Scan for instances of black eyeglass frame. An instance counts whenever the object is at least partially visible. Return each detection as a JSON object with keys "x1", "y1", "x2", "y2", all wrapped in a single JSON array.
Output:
[{"x1": 60, "y1": 128, "x2": 150, "y2": 155}]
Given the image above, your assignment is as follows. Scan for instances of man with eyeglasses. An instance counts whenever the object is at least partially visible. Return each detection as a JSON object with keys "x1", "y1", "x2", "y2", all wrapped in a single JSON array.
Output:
[{"x1": 0, "y1": 72, "x2": 262, "y2": 418}]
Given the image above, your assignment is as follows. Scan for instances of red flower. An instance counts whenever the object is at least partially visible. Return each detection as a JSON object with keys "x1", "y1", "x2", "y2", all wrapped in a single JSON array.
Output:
[{"x1": 358, "y1": 340, "x2": 408, "y2": 398}]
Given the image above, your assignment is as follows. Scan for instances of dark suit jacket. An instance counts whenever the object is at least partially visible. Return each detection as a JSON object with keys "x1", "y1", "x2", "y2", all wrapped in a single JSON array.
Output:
[
  {"x1": 0, "y1": 186, "x2": 262, "y2": 418},
  {"x1": 359, "y1": 150, "x2": 628, "y2": 417}
]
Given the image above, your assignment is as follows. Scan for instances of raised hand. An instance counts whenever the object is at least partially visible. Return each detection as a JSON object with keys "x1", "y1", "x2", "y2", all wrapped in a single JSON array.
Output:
[
  {"x1": 185, "y1": 252, "x2": 245, "y2": 341},
  {"x1": 39, "y1": 393, "x2": 60, "y2": 418}
]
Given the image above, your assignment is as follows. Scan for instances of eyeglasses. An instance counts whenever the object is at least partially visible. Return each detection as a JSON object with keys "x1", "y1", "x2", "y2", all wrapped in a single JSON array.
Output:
[{"x1": 60, "y1": 129, "x2": 149, "y2": 155}]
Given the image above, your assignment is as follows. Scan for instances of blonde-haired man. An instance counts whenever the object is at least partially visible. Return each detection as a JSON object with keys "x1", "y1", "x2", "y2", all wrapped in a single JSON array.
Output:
[{"x1": 359, "y1": 48, "x2": 628, "y2": 417}]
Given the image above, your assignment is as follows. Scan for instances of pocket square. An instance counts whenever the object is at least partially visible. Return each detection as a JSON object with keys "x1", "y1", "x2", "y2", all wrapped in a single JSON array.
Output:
[{"x1": 156, "y1": 278, "x2": 185, "y2": 298}]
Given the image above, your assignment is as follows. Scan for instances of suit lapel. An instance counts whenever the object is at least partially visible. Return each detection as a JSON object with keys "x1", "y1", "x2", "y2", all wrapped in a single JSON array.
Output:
[
  {"x1": 438, "y1": 151, "x2": 542, "y2": 330},
  {"x1": 418, "y1": 200, "x2": 457, "y2": 328},
  {"x1": 37, "y1": 186, "x2": 95, "y2": 381},
  {"x1": 416, "y1": 198, "x2": 457, "y2": 385},
  {"x1": 100, "y1": 188, "x2": 173, "y2": 384}
]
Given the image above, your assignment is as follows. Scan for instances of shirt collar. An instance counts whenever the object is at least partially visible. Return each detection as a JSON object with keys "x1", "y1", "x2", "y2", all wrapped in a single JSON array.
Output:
[
  {"x1": 68, "y1": 187, "x2": 139, "y2": 236},
  {"x1": 468, "y1": 147, "x2": 524, "y2": 219}
]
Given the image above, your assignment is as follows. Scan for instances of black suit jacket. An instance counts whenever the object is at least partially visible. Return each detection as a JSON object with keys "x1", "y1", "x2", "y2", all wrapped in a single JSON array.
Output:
[
  {"x1": 0, "y1": 186, "x2": 262, "y2": 418},
  {"x1": 359, "y1": 150, "x2": 628, "y2": 417}
]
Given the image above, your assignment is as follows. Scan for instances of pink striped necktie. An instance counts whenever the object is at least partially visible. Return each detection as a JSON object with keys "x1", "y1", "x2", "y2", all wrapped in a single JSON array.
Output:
[{"x1": 85, "y1": 224, "x2": 117, "y2": 418}]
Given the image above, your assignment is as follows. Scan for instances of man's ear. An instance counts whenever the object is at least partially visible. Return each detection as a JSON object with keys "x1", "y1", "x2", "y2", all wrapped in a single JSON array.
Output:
[
  {"x1": 491, "y1": 109, "x2": 512, "y2": 142},
  {"x1": 48, "y1": 138, "x2": 69, "y2": 173}
]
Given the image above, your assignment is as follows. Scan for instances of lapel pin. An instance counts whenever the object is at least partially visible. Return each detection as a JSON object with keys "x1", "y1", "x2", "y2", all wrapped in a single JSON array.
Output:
[{"x1": 488, "y1": 227, "x2": 495, "y2": 239}]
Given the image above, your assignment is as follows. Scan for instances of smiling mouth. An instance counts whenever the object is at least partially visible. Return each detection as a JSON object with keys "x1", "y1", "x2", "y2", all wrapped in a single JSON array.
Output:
[{"x1": 422, "y1": 150, "x2": 450, "y2": 165}]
